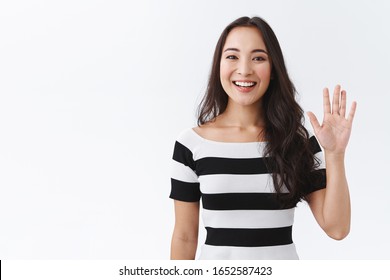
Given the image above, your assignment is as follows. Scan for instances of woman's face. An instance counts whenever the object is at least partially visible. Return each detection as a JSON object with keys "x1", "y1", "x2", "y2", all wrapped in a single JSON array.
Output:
[{"x1": 220, "y1": 26, "x2": 272, "y2": 108}]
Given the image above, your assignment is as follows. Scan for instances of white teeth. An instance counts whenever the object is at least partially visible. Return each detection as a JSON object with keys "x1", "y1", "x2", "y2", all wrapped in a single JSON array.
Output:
[{"x1": 234, "y1": 81, "x2": 256, "y2": 87}]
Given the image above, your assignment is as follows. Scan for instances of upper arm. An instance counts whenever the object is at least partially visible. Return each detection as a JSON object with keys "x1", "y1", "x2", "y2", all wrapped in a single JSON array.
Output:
[
  {"x1": 305, "y1": 134, "x2": 327, "y2": 228},
  {"x1": 170, "y1": 135, "x2": 201, "y2": 239},
  {"x1": 307, "y1": 188, "x2": 326, "y2": 229},
  {"x1": 173, "y1": 200, "x2": 200, "y2": 240}
]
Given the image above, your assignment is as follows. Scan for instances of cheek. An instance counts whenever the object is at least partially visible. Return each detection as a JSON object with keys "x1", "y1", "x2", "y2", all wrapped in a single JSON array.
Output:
[
  {"x1": 220, "y1": 61, "x2": 233, "y2": 81},
  {"x1": 255, "y1": 64, "x2": 272, "y2": 80}
]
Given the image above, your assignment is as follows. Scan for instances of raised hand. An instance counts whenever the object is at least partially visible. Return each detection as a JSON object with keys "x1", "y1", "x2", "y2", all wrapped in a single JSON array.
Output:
[{"x1": 307, "y1": 85, "x2": 357, "y2": 155}]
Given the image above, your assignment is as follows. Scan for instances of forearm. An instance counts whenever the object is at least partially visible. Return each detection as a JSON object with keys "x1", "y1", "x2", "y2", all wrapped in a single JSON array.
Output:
[
  {"x1": 170, "y1": 233, "x2": 198, "y2": 260},
  {"x1": 322, "y1": 152, "x2": 351, "y2": 239}
]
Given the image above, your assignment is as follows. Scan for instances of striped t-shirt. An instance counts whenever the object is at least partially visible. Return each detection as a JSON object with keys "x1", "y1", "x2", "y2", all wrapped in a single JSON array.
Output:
[{"x1": 170, "y1": 128, "x2": 326, "y2": 260}]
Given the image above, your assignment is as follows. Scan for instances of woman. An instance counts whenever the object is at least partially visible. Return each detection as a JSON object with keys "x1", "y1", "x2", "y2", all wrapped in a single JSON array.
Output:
[{"x1": 169, "y1": 16, "x2": 356, "y2": 260}]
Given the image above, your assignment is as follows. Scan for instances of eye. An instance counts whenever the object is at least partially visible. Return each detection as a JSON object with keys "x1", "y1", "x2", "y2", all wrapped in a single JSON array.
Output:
[
  {"x1": 226, "y1": 55, "x2": 238, "y2": 60},
  {"x1": 253, "y1": 56, "x2": 266, "y2": 62}
]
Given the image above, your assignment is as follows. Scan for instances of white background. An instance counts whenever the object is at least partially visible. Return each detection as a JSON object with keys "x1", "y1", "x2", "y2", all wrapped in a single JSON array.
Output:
[{"x1": 0, "y1": 0, "x2": 389, "y2": 259}]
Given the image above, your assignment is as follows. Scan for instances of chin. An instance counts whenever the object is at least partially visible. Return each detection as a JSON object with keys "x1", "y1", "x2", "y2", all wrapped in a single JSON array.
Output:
[{"x1": 232, "y1": 98, "x2": 260, "y2": 107}]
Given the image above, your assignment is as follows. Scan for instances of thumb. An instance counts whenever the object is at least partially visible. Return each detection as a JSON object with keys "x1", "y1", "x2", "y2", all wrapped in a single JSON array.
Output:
[{"x1": 307, "y1": 111, "x2": 321, "y2": 133}]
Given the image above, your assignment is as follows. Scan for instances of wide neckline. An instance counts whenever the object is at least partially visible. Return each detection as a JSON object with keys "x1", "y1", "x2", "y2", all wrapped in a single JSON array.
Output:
[{"x1": 190, "y1": 128, "x2": 267, "y2": 145}]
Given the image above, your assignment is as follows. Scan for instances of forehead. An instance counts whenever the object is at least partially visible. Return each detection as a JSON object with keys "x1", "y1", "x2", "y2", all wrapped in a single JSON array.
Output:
[{"x1": 224, "y1": 26, "x2": 267, "y2": 51}]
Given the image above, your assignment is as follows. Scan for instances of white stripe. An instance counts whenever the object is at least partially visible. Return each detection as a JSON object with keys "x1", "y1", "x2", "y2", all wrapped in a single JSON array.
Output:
[
  {"x1": 202, "y1": 208, "x2": 295, "y2": 229},
  {"x1": 175, "y1": 128, "x2": 201, "y2": 156},
  {"x1": 198, "y1": 243, "x2": 299, "y2": 260},
  {"x1": 193, "y1": 141, "x2": 266, "y2": 160},
  {"x1": 199, "y1": 174, "x2": 275, "y2": 194},
  {"x1": 177, "y1": 128, "x2": 267, "y2": 160},
  {"x1": 171, "y1": 160, "x2": 198, "y2": 183},
  {"x1": 314, "y1": 151, "x2": 326, "y2": 169}
]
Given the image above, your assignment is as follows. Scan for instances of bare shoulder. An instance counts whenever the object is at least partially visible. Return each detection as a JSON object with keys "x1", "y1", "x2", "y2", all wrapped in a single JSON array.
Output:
[
  {"x1": 192, "y1": 121, "x2": 219, "y2": 140},
  {"x1": 193, "y1": 120, "x2": 264, "y2": 143}
]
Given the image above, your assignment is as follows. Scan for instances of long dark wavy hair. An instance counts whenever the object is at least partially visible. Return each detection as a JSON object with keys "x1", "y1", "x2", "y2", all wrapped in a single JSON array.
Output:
[{"x1": 197, "y1": 16, "x2": 322, "y2": 207}]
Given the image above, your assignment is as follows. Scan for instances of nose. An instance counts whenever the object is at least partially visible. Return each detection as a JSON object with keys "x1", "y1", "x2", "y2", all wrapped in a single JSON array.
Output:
[{"x1": 237, "y1": 59, "x2": 253, "y2": 76}]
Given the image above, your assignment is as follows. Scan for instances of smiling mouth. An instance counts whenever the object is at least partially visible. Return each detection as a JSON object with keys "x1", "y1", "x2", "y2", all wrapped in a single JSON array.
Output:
[{"x1": 233, "y1": 81, "x2": 257, "y2": 88}]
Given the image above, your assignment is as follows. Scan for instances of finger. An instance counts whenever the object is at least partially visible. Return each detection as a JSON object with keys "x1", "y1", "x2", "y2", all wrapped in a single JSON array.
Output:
[
  {"x1": 323, "y1": 88, "x2": 331, "y2": 115},
  {"x1": 340, "y1": 90, "x2": 347, "y2": 118},
  {"x1": 347, "y1": 101, "x2": 357, "y2": 124},
  {"x1": 307, "y1": 111, "x2": 321, "y2": 134},
  {"x1": 332, "y1": 85, "x2": 341, "y2": 115}
]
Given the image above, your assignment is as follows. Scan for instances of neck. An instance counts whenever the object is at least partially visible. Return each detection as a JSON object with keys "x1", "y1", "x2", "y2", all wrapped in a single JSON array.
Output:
[{"x1": 219, "y1": 99, "x2": 264, "y2": 128}]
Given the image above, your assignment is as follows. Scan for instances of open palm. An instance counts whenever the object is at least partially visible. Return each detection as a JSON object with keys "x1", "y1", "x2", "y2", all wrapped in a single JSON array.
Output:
[{"x1": 307, "y1": 85, "x2": 357, "y2": 154}]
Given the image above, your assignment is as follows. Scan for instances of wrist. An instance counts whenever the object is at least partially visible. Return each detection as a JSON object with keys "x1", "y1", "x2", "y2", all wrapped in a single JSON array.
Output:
[{"x1": 324, "y1": 150, "x2": 345, "y2": 161}]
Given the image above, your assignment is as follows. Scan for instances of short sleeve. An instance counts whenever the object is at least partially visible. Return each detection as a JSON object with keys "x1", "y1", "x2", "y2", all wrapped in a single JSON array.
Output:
[
  {"x1": 169, "y1": 140, "x2": 201, "y2": 202},
  {"x1": 303, "y1": 135, "x2": 327, "y2": 195}
]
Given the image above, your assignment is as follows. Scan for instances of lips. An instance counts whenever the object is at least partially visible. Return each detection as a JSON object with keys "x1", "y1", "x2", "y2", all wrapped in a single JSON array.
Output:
[
  {"x1": 233, "y1": 81, "x2": 257, "y2": 88},
  {"x1": 232, "y1": 80, "x2": 257, "y2": 93}
]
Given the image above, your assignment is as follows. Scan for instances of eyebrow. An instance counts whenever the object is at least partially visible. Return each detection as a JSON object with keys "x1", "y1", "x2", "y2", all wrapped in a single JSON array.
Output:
[{"x1": 223, "y1": 48, "x2": 268, "y2": 54}]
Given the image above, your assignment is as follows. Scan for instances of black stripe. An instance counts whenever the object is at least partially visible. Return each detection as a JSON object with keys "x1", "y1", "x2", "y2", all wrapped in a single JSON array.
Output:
[
  {"x1": 196, "y1": 157, "x2": 269, "y2": 176},
  {"x1": 173, "y1": 141, "x2": 196, "y2": 171},
  {"x1": 305, "y1": 168, "x2": 326, "y2": 195},
  {"x1": 309, "y1": 135, "x2": 322, "y2": 154},
  {"x1": 170, "y1": 178, "x2": 201, "y2": 202},
  {"x1": 202, "y1": 193, "x2": 291, "y2": 210},
  {"x1": 205, "y1": 226, "x2": 293, "y2": 247}
]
